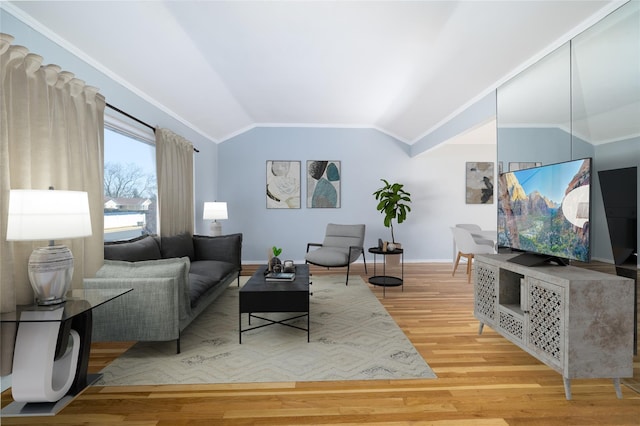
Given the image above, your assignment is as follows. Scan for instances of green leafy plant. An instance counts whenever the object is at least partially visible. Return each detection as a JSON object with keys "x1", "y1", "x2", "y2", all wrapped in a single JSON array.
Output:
[
  {"x1": 373, "y1": 179, "x2": 411, "y2": 244},
  {"x1": 272, "y1": 246, "x2": 282, "y2": 257}
]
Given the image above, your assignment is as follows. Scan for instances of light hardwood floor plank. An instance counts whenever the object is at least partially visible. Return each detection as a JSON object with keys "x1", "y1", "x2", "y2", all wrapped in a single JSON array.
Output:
[{"x1": 1, "y1": 263, "x2": 638, "y2": 425}]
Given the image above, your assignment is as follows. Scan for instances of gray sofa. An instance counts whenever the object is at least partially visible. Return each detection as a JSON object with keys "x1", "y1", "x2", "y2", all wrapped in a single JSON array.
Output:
[{"x1": 84, "y1": 232, "x2": 242, "y2": 353}]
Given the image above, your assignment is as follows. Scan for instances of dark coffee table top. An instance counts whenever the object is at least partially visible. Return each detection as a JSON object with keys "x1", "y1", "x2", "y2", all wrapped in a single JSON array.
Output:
[{"x1": 241, "y1": 264, "x2": 310, "y2": 293}]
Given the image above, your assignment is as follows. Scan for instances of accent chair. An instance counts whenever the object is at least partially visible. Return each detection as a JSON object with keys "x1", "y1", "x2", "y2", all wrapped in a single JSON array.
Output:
[{"x1": 305, "y1": 223, "x2": 367, "y2": 285}]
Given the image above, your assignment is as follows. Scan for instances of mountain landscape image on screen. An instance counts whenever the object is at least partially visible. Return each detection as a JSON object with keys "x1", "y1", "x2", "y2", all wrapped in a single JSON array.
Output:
[{"x1": 498, "y1": 159, "x2": 591, "y2": 263}]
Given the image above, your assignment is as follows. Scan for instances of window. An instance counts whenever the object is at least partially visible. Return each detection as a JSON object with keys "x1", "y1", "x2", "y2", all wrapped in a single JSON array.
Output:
[{"x1": 103, "y1": 122, "x2": 157, "y2": 242}]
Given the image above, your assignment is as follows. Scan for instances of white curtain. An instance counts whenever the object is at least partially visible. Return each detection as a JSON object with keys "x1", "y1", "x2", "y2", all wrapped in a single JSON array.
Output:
[
  {"x1": 0, "y1": 34, "x2": 105, "y2": 375},
  {"x1": 155, "y1": 128, "x2": 194, "y2": 236}
]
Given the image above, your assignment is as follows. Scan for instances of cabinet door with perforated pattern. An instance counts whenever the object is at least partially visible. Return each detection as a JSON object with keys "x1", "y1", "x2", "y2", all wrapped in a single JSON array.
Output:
[
  {"x1": 474, "y1": 261, "x2": 498, "y2": 327},
  {"x1": 525, "y1": 277, "x2": 565, "y2": 372}
]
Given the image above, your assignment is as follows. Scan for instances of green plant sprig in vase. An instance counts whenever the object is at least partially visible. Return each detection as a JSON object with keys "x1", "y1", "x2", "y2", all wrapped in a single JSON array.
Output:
[{"x1": 269, "y1": 246, "x2": 283, "y2": 270}]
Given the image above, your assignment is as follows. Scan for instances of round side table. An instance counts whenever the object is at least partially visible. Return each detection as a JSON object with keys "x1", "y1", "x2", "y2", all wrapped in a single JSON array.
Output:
[{"x1": 367, "y1": 247, "x2": 404, "y2": 297}]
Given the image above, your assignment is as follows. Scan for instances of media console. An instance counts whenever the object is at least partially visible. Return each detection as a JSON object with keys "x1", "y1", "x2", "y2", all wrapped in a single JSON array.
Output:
[{"x1": 473, "y1": 253, "x2": 634, "y2": 400}]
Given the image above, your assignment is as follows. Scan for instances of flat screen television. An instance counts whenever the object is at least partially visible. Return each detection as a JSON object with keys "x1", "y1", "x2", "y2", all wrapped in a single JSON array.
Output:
[{"x1": 497, "y1": 158, "x2": 592, "y2": 266}]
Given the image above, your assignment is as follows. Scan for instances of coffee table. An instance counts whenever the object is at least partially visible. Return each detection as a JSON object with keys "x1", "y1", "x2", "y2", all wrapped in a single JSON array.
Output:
[{"x1": 239, "y1": 264, "x2": 310, "y2": 343}]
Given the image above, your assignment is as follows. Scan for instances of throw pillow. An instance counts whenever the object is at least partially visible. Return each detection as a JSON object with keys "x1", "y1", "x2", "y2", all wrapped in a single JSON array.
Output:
[
  {"x1": 160, "y1": 232, "x2": 195, "y2": 261},
  {"x1": 193, "y1": 233, "x2": 242, "y2": 265},
  {"x1": 104, "y1": 234, "x2": 161, "y2": 261}
]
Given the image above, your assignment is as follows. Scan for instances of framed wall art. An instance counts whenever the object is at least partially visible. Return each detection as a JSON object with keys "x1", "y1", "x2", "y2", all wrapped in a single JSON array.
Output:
[
  {"x1": 307, "y1": 160, "x2": 341, "y2": 208},
  {"x1": 266, "y1": 160, "x2": 300, "y2": 209},
  {"x1": 307, "y1": 160, "x2": 342, "y2": 209},
  {"x1": 466, "y1": 162, "x2": 494, "y2": 204}
]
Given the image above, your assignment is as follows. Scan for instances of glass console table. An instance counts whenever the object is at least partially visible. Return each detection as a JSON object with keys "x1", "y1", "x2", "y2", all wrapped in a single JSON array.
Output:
[{"x1": 1, "y1": 288, "x2": 132, "y2": 417}]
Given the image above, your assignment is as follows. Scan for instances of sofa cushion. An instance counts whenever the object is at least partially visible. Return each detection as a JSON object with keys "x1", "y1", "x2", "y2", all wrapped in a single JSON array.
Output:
[
  {"x1": 188, "y1": 260, "x2": 237, "y2": 308},
  {"x1": 104, "y1": 234, "x2": 161, "y2": 261},
  {"x1": 160, "y1": 232, "x2": 195, "y2": 261},
  {"x1": 305, "y1": 247, "x2": 350, "y2": 266},
  {"x1": 189, "y1": 260, "x2": 236, "y2": 280},
  {"x1": 193, "y1": 233, "x2": 242, "y2": 266},
  {"x1": 187, "y1": 273, "x2": 217, "y2": 308},
  {"x1": 97, "y1": 257, "x2": 191, "y2": 321}
]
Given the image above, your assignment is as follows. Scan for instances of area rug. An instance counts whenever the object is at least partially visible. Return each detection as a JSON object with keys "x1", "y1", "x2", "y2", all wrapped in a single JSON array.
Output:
[{"x1": 97, "y1": 275, "x2": 435, "y2": 385}]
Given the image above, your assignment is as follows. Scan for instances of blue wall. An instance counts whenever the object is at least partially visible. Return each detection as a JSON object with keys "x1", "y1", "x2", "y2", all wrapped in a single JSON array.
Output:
[
  {"x1": 412, "y1": 92, "x2": 496, "y2": 156},
  {"x1": 218, "y1": 127, "x2": 411, "y2": 262},
  {"x1": 217, "y1": 126, "x2": 498, "y2": 263},
  {"x1": 497, "y1": 127, "x2": 573, "y2": 167}
]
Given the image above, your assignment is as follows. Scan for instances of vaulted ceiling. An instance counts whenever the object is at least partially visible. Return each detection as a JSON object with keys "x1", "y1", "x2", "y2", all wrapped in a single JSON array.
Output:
[{"x1": 3, "y1": 1, "x2": 621, "y2": 144}]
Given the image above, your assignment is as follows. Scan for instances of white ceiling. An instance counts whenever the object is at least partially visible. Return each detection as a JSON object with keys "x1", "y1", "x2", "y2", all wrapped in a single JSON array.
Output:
[{"x1": 3, "y1": 1, "x2": 623, "y2": 144}]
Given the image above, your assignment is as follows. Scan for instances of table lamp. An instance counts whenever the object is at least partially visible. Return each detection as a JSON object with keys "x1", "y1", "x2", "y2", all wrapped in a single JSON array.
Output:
[
  {"x1": 203, "y1": 201, "x2": 227, "y2": 236},
  {"x1": 6, "y1": 189, "x2": 92, "y2": 305}
]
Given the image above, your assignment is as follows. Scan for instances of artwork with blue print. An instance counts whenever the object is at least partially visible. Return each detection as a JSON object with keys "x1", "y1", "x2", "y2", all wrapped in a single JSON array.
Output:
[
  {"x1": 307, "y1": 160, "x2": 341, "y2": 208},
  {"x1": 266, "y1": 160, "x2": 301, "y2": 209}
]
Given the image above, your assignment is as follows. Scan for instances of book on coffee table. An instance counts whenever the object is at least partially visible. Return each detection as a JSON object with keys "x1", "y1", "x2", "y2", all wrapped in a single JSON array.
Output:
[{"x1": 265, "y1": 272, "x2": 295, "y2": 281}]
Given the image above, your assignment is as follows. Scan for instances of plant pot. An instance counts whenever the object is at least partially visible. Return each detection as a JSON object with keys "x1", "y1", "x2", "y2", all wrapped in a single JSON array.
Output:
[
  {"x1": 385, "y1": 242, "x2": 402, "y2": 266},
  {"x1": 269, "y1": 256, "x2": 282, "y2": 271}
]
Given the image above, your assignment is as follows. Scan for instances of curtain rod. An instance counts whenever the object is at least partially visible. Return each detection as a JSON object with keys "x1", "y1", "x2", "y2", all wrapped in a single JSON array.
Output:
[{"x1": 106, "y1": 102, "x2": 200, "y2": 153}]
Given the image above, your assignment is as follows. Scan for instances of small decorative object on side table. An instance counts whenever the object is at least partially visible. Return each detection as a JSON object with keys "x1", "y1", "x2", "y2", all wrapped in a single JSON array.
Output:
[
  {"x1": 268, "y1": 246, "x2": 283, "y2": 271},
  {"x1": 367, "y1": 247, "x2": 404, "y2": 297},
  {"x1": 282, "y1": 259, "x2": 295, "y2": 272}
]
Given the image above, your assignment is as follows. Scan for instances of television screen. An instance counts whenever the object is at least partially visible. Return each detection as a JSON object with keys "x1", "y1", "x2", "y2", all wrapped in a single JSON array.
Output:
[{"x1": 497, "y1": 158, "x2": 592, "y2": 265}]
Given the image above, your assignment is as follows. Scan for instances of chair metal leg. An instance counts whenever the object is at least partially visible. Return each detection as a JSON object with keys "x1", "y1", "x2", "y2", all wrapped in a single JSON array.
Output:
[
  {"x1": 362, "y1": 252, "x2": 368, "y2": 274},
  {"x1": 345, "y1": 263, "x2": 350, "y2": 286}
]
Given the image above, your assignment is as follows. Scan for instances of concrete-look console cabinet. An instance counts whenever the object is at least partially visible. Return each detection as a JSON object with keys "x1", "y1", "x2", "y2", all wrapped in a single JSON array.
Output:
[{"x1": 473, "y1": 253, "x2": 634, "y2": 400}]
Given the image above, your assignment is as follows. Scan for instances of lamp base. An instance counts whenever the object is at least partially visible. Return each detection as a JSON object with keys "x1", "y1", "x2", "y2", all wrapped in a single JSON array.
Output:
[
  {"x1": 209, "y1": 221, "x2": 222, "y2": 237},
  {"x1": 28, "y1": 245, "x2": 74, "y2": 305}
]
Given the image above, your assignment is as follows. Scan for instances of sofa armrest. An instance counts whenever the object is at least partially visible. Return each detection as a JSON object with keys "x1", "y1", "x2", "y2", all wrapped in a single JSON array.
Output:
[
  {"x1": 95, "y1": 257, "x2": 191, "y2": 322},
  {"x1": 193, "y1": 233, "x2": 242, "y2": 269},
  {"x1": 83, "y1": 277, "x2": 179, "y2": 342}
]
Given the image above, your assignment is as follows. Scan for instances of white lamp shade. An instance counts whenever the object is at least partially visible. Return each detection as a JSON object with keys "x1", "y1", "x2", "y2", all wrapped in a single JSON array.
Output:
[
  {"x1": 7, "y1": 189, "x2": 92, "y2": 241},
  {"x1": 203, "y1": 202, "x2": 228, "y2": 221}
]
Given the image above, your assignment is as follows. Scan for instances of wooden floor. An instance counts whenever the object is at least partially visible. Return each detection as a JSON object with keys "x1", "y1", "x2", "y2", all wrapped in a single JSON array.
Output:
[{"x1": 2, "y1": 263, "x2": 639, "y2": 425}]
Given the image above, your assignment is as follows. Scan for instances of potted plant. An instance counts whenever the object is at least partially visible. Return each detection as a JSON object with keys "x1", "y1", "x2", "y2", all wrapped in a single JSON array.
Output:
[
  {"x1": 373, "y1": 179, "x2": 411, "y2": 250},
  {"x1": 269, "y1": 246, "x2": 283, "y2": 270}
]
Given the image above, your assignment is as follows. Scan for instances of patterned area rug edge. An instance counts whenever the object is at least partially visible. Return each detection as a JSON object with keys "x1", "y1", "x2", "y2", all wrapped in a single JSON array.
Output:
[{"x1": 98, "y1": 275, "x2": 435, "y2": 385}]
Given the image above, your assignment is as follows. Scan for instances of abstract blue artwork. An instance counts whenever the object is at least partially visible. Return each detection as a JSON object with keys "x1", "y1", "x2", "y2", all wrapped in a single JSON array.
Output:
[{"x1": 307, "y1": 160, "x2": 341, "y2": 208}]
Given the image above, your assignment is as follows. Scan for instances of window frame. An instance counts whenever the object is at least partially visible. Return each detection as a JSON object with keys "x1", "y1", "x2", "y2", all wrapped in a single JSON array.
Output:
[{"x1": 103, "y1": 110, "x2": 158, "y2": 241}]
